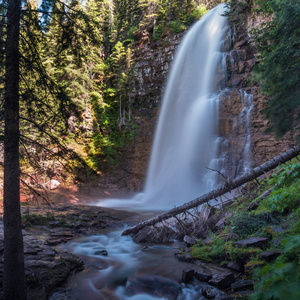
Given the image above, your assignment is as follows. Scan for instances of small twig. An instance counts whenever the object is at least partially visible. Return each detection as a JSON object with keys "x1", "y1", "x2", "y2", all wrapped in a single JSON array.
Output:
[
  {"x1": 186, "y1": 210, "x2": 199, "y2": 220},
  {"x1": 207, "y1": 167, "x2": 228, "y2": 181},
  {"x1": 254, "y1": 178, "x2": 260, "y2": 185},
  {"x1": 20, "y1": 178, "x2": 54, "y2": 207},
  {"x1": 174, "y1": 215, "x2": 185, "y2": 230},
  {"x1": 241, "y1": 186, "x2": 254, "y2": 200}
]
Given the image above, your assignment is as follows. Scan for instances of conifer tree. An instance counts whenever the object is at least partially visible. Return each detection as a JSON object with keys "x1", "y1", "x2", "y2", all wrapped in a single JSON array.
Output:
[
  {"x1": 254, "y1": 0, "x2": 300, "y2": 140},
  {"x1": 111, "y1": 41, "x2": 132, "y2": 128}
]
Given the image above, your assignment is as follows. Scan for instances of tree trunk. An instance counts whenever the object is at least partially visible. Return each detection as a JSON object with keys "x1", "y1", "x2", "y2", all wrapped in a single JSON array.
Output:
[
  {"x1": 3, "y1": 0, "x2": 26, "y2": 299},
  {"x1": 122, "y1": 146, "x2": 300, "y2": 236}
]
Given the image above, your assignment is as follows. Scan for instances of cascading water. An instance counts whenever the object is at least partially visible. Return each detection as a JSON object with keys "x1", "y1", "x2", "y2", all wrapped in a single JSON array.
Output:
[
  {"x1": 98, "y1": 4, "x2": 229, "y2": 211},
  {"x1": 142, "y1": 5, "x2": 228, "y2": 209},
  {"x1": 237, "y1": 90, "x2": 254, "y2": 174}
]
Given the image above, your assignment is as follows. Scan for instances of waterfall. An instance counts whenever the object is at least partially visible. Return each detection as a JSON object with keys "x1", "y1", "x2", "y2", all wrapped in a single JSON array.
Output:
[
  {"x1": 98, "y1": 4, "x2": 231, "y2": 211},
  {"x1": 142, "y1": 4, "x2": 228, "y2": 209}
]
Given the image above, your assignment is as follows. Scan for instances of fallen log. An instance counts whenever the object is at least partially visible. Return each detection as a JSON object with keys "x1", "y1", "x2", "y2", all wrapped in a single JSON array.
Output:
[{"x1": 122, "y1": 146, "x2": 300, "y2": 236}]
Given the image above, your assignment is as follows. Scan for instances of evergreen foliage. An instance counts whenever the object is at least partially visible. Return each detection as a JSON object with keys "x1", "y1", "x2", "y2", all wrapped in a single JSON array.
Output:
[{"x1": 253, "y1": 0, "x2": 300, "y2": 140}]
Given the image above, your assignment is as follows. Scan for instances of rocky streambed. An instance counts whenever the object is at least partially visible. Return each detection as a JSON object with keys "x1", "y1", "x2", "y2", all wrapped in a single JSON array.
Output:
[
  {"x1": 0, "y1": 201, "x2": 253, "y2": 300},
  {"x1": 0, "y1": 203, "x2": 138, "y2": 299}
]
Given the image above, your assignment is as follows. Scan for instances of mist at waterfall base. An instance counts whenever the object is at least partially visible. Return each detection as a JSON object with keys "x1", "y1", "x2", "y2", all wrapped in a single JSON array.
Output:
[{"x1": 97, "y1": 4, "x2": 228, "y2": 211}]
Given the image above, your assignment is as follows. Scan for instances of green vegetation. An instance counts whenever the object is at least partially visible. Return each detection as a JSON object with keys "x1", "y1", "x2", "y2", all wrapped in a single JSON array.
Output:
[
  {"x1": 253, "y1": 0, "x2": 300, "y2": 140},
  {"x1": 231, "y1": 212, "x2": 281, "y2": 236},
  {"x1": 250, "y1": 233, "x2": 300, "y2": 300},
  {"x1": 22, "y1": 212, "x2": 55, "y2": 226},
  {"x1": 190, "y1": 159, "x2": 300, "y2": 299},
  {"x1": 256, "y1": 161, "x2": 300, "y2": 214}
]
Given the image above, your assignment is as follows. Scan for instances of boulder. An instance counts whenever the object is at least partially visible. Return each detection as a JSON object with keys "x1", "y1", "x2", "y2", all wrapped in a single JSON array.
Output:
[
  {"x1": 194, "y1": 272, "x2": 213, "y2": 282},
  {"x1": 132, "y1": 225, "x2": 177, "y2": 243},
  {"x1": 126, "y1": 275, "x2": 182, "y2": 300},
  {"x1": 202, "y1": 285, "x2": 220, "y2": 299},
  {"x1": 94, "y1": 250, "x2": 108, "y2": 256},
  {"x1": 201, "y1": 285, "x2": 233, "y2": 300},
  {"x1": 202, "y1": 237, "x2": 215, "y2": 245},
  {"x1": 44, "y1": 179, "x2": 60, "y2": 190},
  {"x1": 234, "y1": 237, "x2": 269, "y2": 248},
  {"x1": 260, "y1": 250, "x2": 281, "y2": 262},
  {"x1": 227, "y1": 261, "x2": 244, "y2": 272},
  {"x1": 183, "y1": 235, "x2": 197, "y2": 246},
  {"x1": 181, "y1": 269, "x2": 194, "y2": 283},
  {"x1": 208, "y1": 273, "x2": 236, "y2": 289},
  {"x1": 199, "y1": 205, "x2": 215, "y2": 221},
  {"x1": 231, "y1": 280, "x2": 254, "y2": 292}
]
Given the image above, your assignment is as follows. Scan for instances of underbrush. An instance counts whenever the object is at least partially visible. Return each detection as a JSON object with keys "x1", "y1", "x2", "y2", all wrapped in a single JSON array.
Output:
[{"x1": 190, "y1": 158, "x2": 300, "y2": 299}]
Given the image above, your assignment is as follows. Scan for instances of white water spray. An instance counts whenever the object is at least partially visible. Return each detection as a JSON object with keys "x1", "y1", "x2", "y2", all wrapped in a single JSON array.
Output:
[{"x1": 98, "y1": 4, "x2": 229, "y2": 211}]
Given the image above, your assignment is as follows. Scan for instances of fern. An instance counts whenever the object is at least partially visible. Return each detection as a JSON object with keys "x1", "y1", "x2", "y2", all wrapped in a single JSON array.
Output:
[{"x1": 250, "y1": 235, "x2": 300, "y2": 300}]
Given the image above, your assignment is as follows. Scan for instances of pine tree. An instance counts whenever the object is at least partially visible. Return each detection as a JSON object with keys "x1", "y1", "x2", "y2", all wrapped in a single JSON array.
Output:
[
  {"x1": 111, "y1": 41, "x2": 132, "y2": 128},
  {"x1": 254, "y1": 0, "x2": 300, "y2": 139}
]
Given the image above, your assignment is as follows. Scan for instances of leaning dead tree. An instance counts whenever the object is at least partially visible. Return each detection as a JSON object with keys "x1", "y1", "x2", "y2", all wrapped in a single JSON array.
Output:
[{"x1": 122, "y1": 146, "x2": 300, "y2": 236}]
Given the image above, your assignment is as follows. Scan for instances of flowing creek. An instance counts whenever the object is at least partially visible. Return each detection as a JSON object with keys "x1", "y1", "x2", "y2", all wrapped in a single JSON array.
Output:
[{"x1": 53, "y1": 223, "x2": 231, "y2": 300}]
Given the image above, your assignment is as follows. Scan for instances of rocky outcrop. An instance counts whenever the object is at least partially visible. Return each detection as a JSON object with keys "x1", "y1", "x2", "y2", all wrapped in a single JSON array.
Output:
[{"x1": 119, "y1": 108, "x2": 158, "y2": 191}]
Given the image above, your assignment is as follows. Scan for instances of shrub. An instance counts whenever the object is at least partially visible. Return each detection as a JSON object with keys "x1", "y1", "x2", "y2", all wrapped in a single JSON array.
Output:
[
  {"x1": 191, "y1": 4, "x2": 208, "y2": 20},
  {"x1": 232, "y1": 212, "x2": 281, "y2": 236},
  {"x1": 153, "y1": 25, "x2": 164, "y2": 41},
  {"x1": 169, "y1": 21, "x2": 185, "y2": 34}
]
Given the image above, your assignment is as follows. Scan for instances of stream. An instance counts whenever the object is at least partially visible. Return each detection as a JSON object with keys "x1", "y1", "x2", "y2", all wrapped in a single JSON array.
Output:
[{"x1": 52, "y1": 223, "x2": 231, "y2": 300}]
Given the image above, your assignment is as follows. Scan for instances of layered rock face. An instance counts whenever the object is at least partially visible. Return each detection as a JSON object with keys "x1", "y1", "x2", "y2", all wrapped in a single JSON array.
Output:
[
  {"x1": 218, "y1": 9, "x2": 295, "y2": 180},
  {"x1": 119, "y1": 35, "x2": 183, "y2": 190},
  {"x1": 120, "y1": 108, "x2": 158, "y2": 191},
  {"x1": 131, "y1": 33, "x2": 183, "y2": 109},
  {"x1": 120, "y1": 6, "x2": 295, "y2": 191}
]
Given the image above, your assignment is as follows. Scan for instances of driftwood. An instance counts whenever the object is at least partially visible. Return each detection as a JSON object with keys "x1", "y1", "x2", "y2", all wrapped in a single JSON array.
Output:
[{"x1": 122, "y1": 146, "x2": 300, "y2": 236}]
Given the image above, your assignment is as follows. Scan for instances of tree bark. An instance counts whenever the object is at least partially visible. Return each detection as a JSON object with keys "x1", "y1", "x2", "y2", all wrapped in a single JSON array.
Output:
[
  {"x1": 122, "y1": 146, "x2": 300, "y2": 236},
  {"x1": 3, "y1": 0, "x2": 26, "y2": 299}
]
